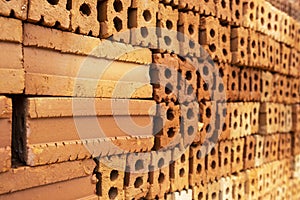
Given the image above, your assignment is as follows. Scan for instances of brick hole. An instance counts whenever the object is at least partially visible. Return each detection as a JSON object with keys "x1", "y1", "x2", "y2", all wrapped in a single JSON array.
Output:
[
  {"x1": 226, "y1": 187, "x2": 230, "y2": 194},
  {"x1": 284, "y1": 19, "x2": 287, "y2": 25},
  {"x1": 235, "y1": 10, "x2": 240, "y2": 19},
  {"x1": 219, "y1": 82, "x2": 224, "y2": 92},
  {"x1": 261, "y1": 6, "x2": 264, "y2": 14},
  {"x1": 113, "y1": 0, "x2": 123, "y2": 12},
  {"x1": 250, "y1": 1, "x2": 254, "y2": 9},
  {"x1": 164, "y1": 36, "x2": 171, "y2": 46},
  {"x1": 224, "y1": 158, "x2": 228, "y2": 165},
  {"x1": 203, "y1": 65, "x2": 209, "y2": 75},
  {"x1": 167, "y1": 108, "x2": 175, "y2": 120},
  {"x1": 251, "y1": 40, "x2": 256, "y2": 48},
  {"x1": 250, "y1": 141, "x2": 253, "y2": 148},
  {"x1": 209, "y1": 44, "x2": 216, "y2": 52},
  {"x1": 134, "y1": 177, "x2": 143, "y2": 188},
  {"x1": 212, "y1": 192, "x2": 217, "y2": 199},
  {"x1": 143, "y1": 10, "x2": 151, "y2": 22},
  {"x1": 210, "y1": 29, "x2": 215, "y2": 38},
  {"x1": 223, "y1": 49, "x2": 228, "y2": 56},
  {"x1": 188, "y1": 25, "x2": 195, "y2": 35},
  {"x1": 135, "y1": 159, "x2": 144, "y2": 171},
  {"x1": 197, "y1": 150, "x2": 202, "y2": 159},
  {"x1": 206, "y1": 124, "x2": 212, "y2": 133},
  {"x1": 241, "y1": 51, "x2": 245, "y2": 58},
  {"x1": 158, "y1": 172, "x2": 165, "y2": 183},
  {"x1": 181, "y1": 154, "x2": 186, "y2": 163},
  {"x1": 211, "y1": 160, "x2": 216, "y2": 169},
  {"x1": 47, "y1": 0, "x2": 59, "y2": 5},
  {"x1": 198, "y1": 192, "x2": 204, "y2": 199},
  {"x1": 167, "y1": 127, "x2": 175, "y2": 138},
  {"x1": 197, "y1": 164, "x2": 202, "y2": 173},
  {"x1": 188, "y1": 126, "x2": 194, "y2": 135},
  {"x1": 234, "y1": 109, "x2": 238, "y2": 117},
  {"x1": 206, "y1": 107, "x2": 212, "y2": 118},
  {"x1": 189, "y1": 40, "x2": 195, "y2": 49},
  {"x1": 269, "y1": 118, "x2": 272, "y2": 125},
  {"x1": 141, "y1": 27, "x2": 148, "y2": 38},
  {"x1": 251, "y1": 179, "x2": 255, "y2": 185},
  {"x1": 234, "y1": 122, "x2": 238, "y2": 129},
  {"x1": 274, "y1": 24, "x2": 277, "y2": 31},
  {"x1": 165, "y1": 68, "x2": 172, "y2": 79},
  {"x1": 158, "y1": 158, "x2": 164, "y2": 168},
  {"x1": 108, "y1": 187, "x2": 118, "y2": 199},
  {"x1": 238, "y1": 183, "x2": 242, "y2": 190},
  {"x1": 179, "y1": 168, "x2": 185, "y2": 177},
  {"x1": 165, "y1": 83, "x2": 173, "y2": 94},
  {"x1": 248, "y1": 153, "x2": 252, "y2": 160},
  {"x1": 203, "y1": 83, "x2": 209, "y2": 91},
  {"x1": 166, "y1": 20, "x2": 173, "y2": 29},
  {"x1": 187, "y1": 108, "x2": 194, "y2": 119},
  {"x1": 268, "y1": 23, "x2": 271, "y2": 30},
  {"x1": 211, "y1": 148, "x2": 216, "y2": 155},
  {"x1": 221, "y1": 0, "x2": 226, "y2": 8},
  {"x1": 187, "y1": 84, "x2": 194, "y2": 95},
  {"x1": 80, "y1": 3, "x2": 91, "y2": 16},
  {"x1": 110, "y1": 170, "x2": 119, "y2": 181},
  {"x1": 66, "y1": 0, "x2": 72, "y2": 10},
  {"x1": 113, "y1": 17, "x2": 122, "y2": 31},
  {"x1": 238, "y1": 194, "x2": 241, "y2": 200},
  {"x1": 225, "y1": 146, "x2": 229, "y2": 153},
  {"x1": 237, "y1": 145, "x2": 241, "y2": 152},
  {"x1": 258, "y1": 152, "x2": 261, "y2": 158},
  {"x1": 250, "y1": 13, "x2": 254, "y2": 21},
  {"x1": 240, "y1": 38, "x2": 245, "y2": 46},
  {"x1": 275, "y1": 14, "x2": 278, "y2": 21},
  {"x1": 261, "y1": 18, "x2": 264, "y2": 25},
  {"x1": 244, "y1": 112, "x2": 248, "y2": 119},
  {"x1": 185, "y1": 71, "x2": 192, "y2": 81},
  {"x1": 236, "y1": 0, "x2": 240, "y2": 4}
]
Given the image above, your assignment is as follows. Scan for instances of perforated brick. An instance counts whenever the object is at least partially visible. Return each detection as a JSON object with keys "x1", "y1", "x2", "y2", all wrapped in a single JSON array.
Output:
[
  {"x1": 207, "y1": 180, "x2": 220, "y2": 200},
  {"x1": 232, "y1": 172, "x2": 246, "y2": 200},
  {"x1": 216, "y1": 101, "x2": 230, "y2": 141},
  {"x1": 178, "y1": 0, "x2": 200, "y2": 12},
  {"x1": 245, "y1": 169, "x2": 258, "y2": 200},
  {"x1": 290, "y1": 49, "x2": 300, "y2": 77},
  {"x1": 189, "y1": 144, "x2": 207, "y2": 186},
  {"x1": 226, "y1": 65, "x2": 240, "y2": 101},
  {"x1": 192, "y1": 183, "x2": 207, "y2": 200},
  {"x1": 206, "y1": 143, "x2": 219, "y2": 182},
  {"x1": 231, "y1": 137, "x2": 244, "y2": 173},
  {"x1": 230, "y1": 27, "x2": 249, "y2": 66},
  {"x1": 199, "y1": 101, "x2": 217, "y2": 143},
  {"x1": 200, "y1": 0, "x2": 216, "y2": 16},
  {"x1": 218, "y1": 24, "x2": 231, "y2": 63},
  {"x1": 181, "y1": 102, "x2": 199, "y2": 146},
  {"x1": 248, "y1": 30, "x2": 259, "y2": 67},
  {"x1": 259, "y1": 103, "x2": 280, "y2": 134},
  {"x1": 0, "y1": 0, "x2": 27, "y2": 20},
  {"x1": 228, "y1": 102, "x2": 242, "y2": 138},
  {"x1": 241, "y1": 0, "x2": 258, "y2": 29},
  {"x1": 254, "y1": 134, "x2": 264, "y2": 167},
  {"x1": 218, "y1": 140, "x2": 231, "y2": 177},
  {"x1": 244, "y1": 135, "x2": 255, "y2": 169},
  {"x1": 220, "y1": 177, "x2": 232, "y2": 200}
]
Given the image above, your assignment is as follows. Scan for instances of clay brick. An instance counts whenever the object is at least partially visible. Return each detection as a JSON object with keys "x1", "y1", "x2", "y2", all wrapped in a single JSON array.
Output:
[
  {"x1": 256, "y1": 166, "x2": 264, "y2": 195},
  {"x1": 218, "y1": 24, "x2": 231, "y2": 63},
  {"x1": 251, "y1": 69, "x2": 261, "y2": 101},
  {"x1": 258, "y1": 34, "x2": 269, "y2": 69},
  {"x1": 280, "y1": 13, "x2": 292, "y2": 45},
  {"x1": 259, "y1": 103, "x2": 280, "y2": 134},
  {"x1": 178, "y1": 58, "x2": 197, "y2": 104},
  {"x1": 147, "y1": 150, "x2": 171, "y2": 199},
  {"x1": 271, "y1": 161, "x2": 279, "y2": 187},
  {"x1": 278, "y1": 133, "x2": 292, "y2": 159},
  {"x1": 256, "y1": 1, "x2": 272, "y2": 34},
  {"x1": 70, "y1": 0, "x2": 100, "y2": 36},
  {"x1": 197, "y1": 59, "x2": 216, "y2": 101},
  {"x1": 231, "y1": 0, "x2": 243, "y2": 25},
  {"x1": 206, "y1": 142, "x2": 219, "y2": 181},
  {"x1": 240, "y1": 103, "x2": 251, "y2": 137},
  {"x1": 231, "y1": 137, "x2": 244, "y2": 173},
  {"x1": 0, "y1": 147, "x2": 11, "y2": 173},
  {"x1": 230, "y1": 27, "x2": 249, "y2": 66},
  {"x1": 181, "y1": 102, "x2": 199, "y2": 146},
  {"x1": 250, "y1": 102, "x2": 260, "y2": 134},
  {"x1": 260, "y1": 71, "x2": 273, "y2": 102},
  {"x1": 0, "y1": 17, "x2": 22, "y2": 43},
  {"x1": 0, "y1": 68, "x2": 24, "y2": 94},
  {"x1": 245, "y1": 169, "x2": 258, "y2": 200},
  {"x1": 232, "y1": 172, "x2": 246, "y2": 200},
  {"x1": 292, "y1": 131, "x2": 300, "y2": 156},
  {"x1": 0, "y1": 159, "x2": 95, "y2": 195},
  {"x1": 219, "y1": 177, "x2": 232, "y2": 200},
  {"x1": 263, "y1": 135, "x2": 272, "y2": 163},
  {"x1": 192, "y1": 183, "x2": 207, "y2": 200},
  {"x1": 200, "y1": 0, "x2": 216, "y2": 16},
  {"x1": 170, "y1": 147, "x2": 189, "y2": 192},
  {"x1": 228, "y1": 102, "x2": 242, "y2": 138},
  {"x1": 166, "y1": 189, "x2": 192, "y2": 200},
  {"x1": 270, "y1": 133, "x2": 280, "y2": 162},
  {"x1": 28, "y1": 0, "x2": 70, "y2": 30},
  {"x1": 151, "y1": 53, "x2": 179, "y2": 103},
  {"x1": 178, "y1": 0, "x2": 200, "y2": 12},
  {"x1": 124, "y1": 153, "x2": 150, "y2": 199},
  {"x1": 244, "y1": 135, "x2": 255, "y2": 169},
  {"x1": 239, "y1": 67, "x2": 251, "y2": 101},
  {"x1": 296, "y1": 22, "x2": 300, "y2": 52},
  {"x1": 248, "y1": 30, "x2": 259, "y2": 67},
  {"x1": 218, "y1": 140, "x2": 231, "y2": 177},
  {"x1": 207, "y1": 180, "x2": 220, "y2": 200},
  {"x1": 292, "y1": 154, "x2": 300, "y2": 178},
  {"x1": 213, "y1": 63, "x2": 227, "y2": 102},
  {"x1": 277, "y1": 159, "x2": 289, "y2": 185},
  {"x1": 215, "y1": 0, "x2": 230, "y2": 22},
  {"x1": 241, "y1": 0, "x2": 258, "y2": 29},
  {"x1": 289, "y1": 17, "x2": 297, "y2": 48},
  {"x1": 0, "y1": 96, "x2": 12, "y2": 145},
  {"x1": 278, "y1": 43, "x2": 291, "y2": 75},
  {"x1": 292, "y1": 104, "x2": 300, "y2": 132},
  {"x1": 268, "y1": 38, "x2": 280, "y2": 71},
  {"x1": 154, "y1": 102, "x2": 180, "y2": 149},
  {"x1": 265, "y1": 4, "x2": 281, "y2": 40},
  {"x1": 254, "y1": 134, "x2": 264, "y2": 167},
  {"x1": 178, "y1": 11, "x2": 200, "y2": 57},
  {"x1": 97, "y1": 154, "x2": 125, "y2": 199},
  {"x1": 157, "y1": 4, "x2": 179, "y2": 53},
  {"x1": 189, "y1": 144, "x2": 207, "y2": 186},
  {"x1": 279, "y1": 104, "x2": 293, "y2": 133},
  {"x1": 0, "y1": 0, "x2": 27, "y2": 20},
  {"x1": 262, "y1": 163, "x2": 272, "y2": 195},
  {"x1": 290, "y1": 49, "x2": 300, "y2": 77},
  {"x1": 129, "y1": 0, "x2": 159, "y2": 48},
  {"x1": 226, "y1": 65, "x2": 240, "y2": 101},
  {"x1": 199, "y1": 16, "x2": 221, "y2": 61},
  {"x1": 199, "y1": 101, "x2": 217, "y2": 143},
  {"x1": 216, "y1": 101, "x2": 230, "y2": 141},
  {"x1": 98, "y1": 0, "x2": 131, "y2": 42}
]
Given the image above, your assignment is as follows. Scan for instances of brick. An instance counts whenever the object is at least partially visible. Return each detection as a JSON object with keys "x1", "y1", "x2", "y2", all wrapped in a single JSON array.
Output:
[
  {"x1": 258, "y1": 34, "x2": 269, "y2": 69},
  {"x1": 96, "y1": 154, "x2": 125, "y2": 199},
  {"x1": 280, "y1": 13, "x2": 292, "y2": 45},
  {"x1": 271, "y1": 161, "x2": 280, "y2": 187},
  {"x1": 226, "y1": 65, "x2": 240, "y2": 101},
  {"x1": 260, "y1": 71, "x2": 273, "y2": 102},
  {"x1": 199, "y1": 101, "x2": 217, "y2": 143},
  {"x1": 289, "y1": 17, "x2": 297, "y2": 48},
  {"x1": 28, "y1": 0, "x2": 70, "y2": 29},
  {"x1": 200, "y1": 0, "x2": 216, "y2": 16},
  {"x1": 215, "y1": 0, "x2": 230, "y2": 22},
  {"x1": 241, "y1": 103, "x2": 251, "y2": 137},
  {"x1": 178, "y1": 11, "x2": 200, "y2": 57},
  {"x1": 270, "y1": 133, "x2": 280, "y2": 162},
  {"x1": 219, "y1": 177, "x2": 232, "y2": 200},
  {"x1": 0, "y1": 176, "x2": 96, "y2": 199},
  {"x1": 189, "y1": 144, "x2": 207, "y2": 186},
  {"x1": 197, "y1": 59, "x2": 216, "y2": 101},
  {"x1": 170, "y1": 147, "x2": 189, "y2": 192},
  {"x1": 124, "y1": 153, "x2": 150, "y2": 199},
  {"x1": 268, "y1": 38, "x2": 280, "y2": 71},
  {"x1": 232, "y1": 172, "x2": 246, "y2": 200},
  {"x1": 290, "y1": 50, "x2": 300, "y2": 77},
  {"x1": 207, "y1": 180, "x2": 220, "y2": 200},
  {"x1": 157, "y1": 4, "x2": 179, "y2": 53},
  {"x1": 0, "y1": 68, "x2": 24, "y2": 94},
  {"x1": 147, "y1": 150, "x2": 171, "y2": 199},
  {"x1": 245, "y1": 169, "x2": 258, "y2": 200},
  {"x1": 256, "y1": 1, "x2": 272, "y2": 34},
  {"x1": 206, "y1": 142, "x2": 219, "y2": 182},
  {"x1": 0, "y1": 42, "x2": 22, "y2": 70},
  {"x1": 178, "y1": 57, "x2": 197, "y2": 104},
  {"x1": 241, "y1": 0, "x2": 258, "y2": 29},
  {"x1": 239, "y1": 67, "x2": 251, "y2": 101},
  {"x1": 278, "y1": 43, "x2": 291, "y2": 75},
  {"x1": 199, "y1": 16, "x2": 221, "y2": 61},
  {"x1": 230, "y1": 26, "x2": 249, "y2": 66},
  {"x1": 0, "y1": 0, "x2": 27, "y2": 20},
  {"x1": 250, "y1": 102, "x2": 260, "y2": 134},
  {"x1": 151, "y1": 53, "x2": 179, "y2": 103},
  {"x1": 256, "y1": 166, "x2": 264, "y2": 195},
  {"x1": 0, "y1": 147, "x2": 11, "y2": 173},
  {"x1": 292, "y1": 131, "x2": 300, "y2": 156},
  {"x1": 160, "y1": 0, "x2": 178, "y2": 6},
  {"x1": 213, "y1": 63, "x2": 227, "y2": 102},
  {"x1": 231, "y1": 0, "x2": 243, "y2": 25},
  {"x1": 218, "y1": 140, "x2": 231, "y2": 177},
  {"x1": 254, "y1": 134, "x2": 264, "y2": 167},
  {"x1": 231, "y1": 137, "x2": 244, "y2": 173},
  {"x1": 296, "y1": 22, "x2": 300, "y2": 51},
  {"x1": 154, "y1": 102, "x2": 180, "y2": 149},
  {"x1": 0, "y1": 17, "x2": 22, "y2": 43},
  {"x1": 279, "y1": 104, "x2": 293, "y2": 133},
  {"x1": 192, "y1": 183, "x2": 207, "y2": 200},
  {"x1": 259, "y1": 103, "x2": 280, "y2": 134},
  {"x1": 228, "y1": 102, "x2": 242, "y2": 138},
  {"x1": 292, "y1": 104, "x2": 300, "y2": 132},
  {"x1": 98, "y1": 0, "x2": 130, "y2": 42},
  {"x1": 216, "y1": 101, "x2": 230, "y2": 141},
  {"x1": 178, "y1": 0, "x2": 200, "y2": 12},
  {"x1": 181, "y1": 102, "x2": 199, "y2": 146},
  {"x1": 129, "y1": 0, "x2": 159, "y2": 48},
  {"x1": 244, "y1": 135, "x2": 255, "y2": 169},
  {"x1": 263, "y1": 135, "x2": 272, "y2": 163},
  {"x1": 265, "y1": 4, "x2": 281, "y2": 40},
  {"x1": 166, "y1": 189, "x2": 192, "y2": 200},
  {"x1": 0, "y1": 159, "x2": 95, "y2": 195},
  {"x1": 262, "y1": 163, "x2": 272, "y2": 195},
  {"x1": 218, "y1": 24, "x2": 231, "y2": 63},
  {"x1": 248, "y1": 30, "x2": 259, "y2": 67},
  {"x1": 278, "y1": 133, "x2": 292, "y2": 159}
]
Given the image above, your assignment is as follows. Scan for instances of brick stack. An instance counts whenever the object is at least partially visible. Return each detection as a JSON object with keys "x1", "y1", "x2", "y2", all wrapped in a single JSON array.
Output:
[{"x1": 0, "y1": 0, "x2": 299, "y2": 199}]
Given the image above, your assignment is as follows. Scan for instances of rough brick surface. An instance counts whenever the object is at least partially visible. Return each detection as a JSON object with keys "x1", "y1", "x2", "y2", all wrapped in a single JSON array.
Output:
[
  {"x1": 0, "y1": 0, "x2": 27, "y2": 20},
  {"x1": 218, "y1": 140, "x2": 231, "y2": 177},
  {"x1": 189, "y1": 144, "x2": 207, "y2": 186},
  {"x1": 230, "y1": 27, "x2": 249, "y2": 66},
  {"x1": 206, "y1": 143, "x2": 219, "y2": 182}
]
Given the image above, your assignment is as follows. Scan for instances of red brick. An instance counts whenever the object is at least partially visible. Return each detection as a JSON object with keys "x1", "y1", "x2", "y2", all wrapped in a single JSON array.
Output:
[
  {"x1": 241, "y1": 0, "x2": 258, "y2": 29},
  {"x1": 181, "y1": 102, "x2": 199, "y2": 146},
  {"x1": 230, "y1": 27, "x2": 249, "y2": 66},
  {"x1": 240, "y1": 103, "x2": 251, "y2": 137},
  {"x1": 189, "y1": 144, "x2": 207, "y2": 186},
  {"x1": 263, "y1": 135, "x2": 272, "y2": 163},
  {"x1": 280, "y1": 13, "x2": 292, "y2": 45},
  {"x1": 226, "y1": 65, "x2": 240, "y2": 101},
  {"x1": 0, "y1": 0, "x2": 27, "y2": 20},
  {"x1": 231, "y1": 0, "x2": 243, "y2": 25},
  {"x1": 216, "y1": 101, "x2": 230, "y2": 141},
  {"x1": 213, "y1": 63, "x2": 227, "y2": 102},
  {"x1": 290, "y1": 49, "x2": 300, "y2": 77},
  {"x1": 279, "y1": 104, "x2": 293, "y2": 133},
  {"x1": 292, "y1": 104, "x2": 300, "y2": 132},
  {"x1": 278, "y1": 43, "x2": 291, "y2": 75},
  {"x1": 228, "y1": 102, "x2": 242, "y2": 138},
  {"x1": 218, "y1": 24, "x2": 231, "y2": 63},
  {"x1": 244, "y1": 135, "x2": 255, "y2": 169},
  {"x1": 206, "y1": 142, "x2": 219, "y2": 182},
  {"x1": 260, "y1": 71, "x2": 273, "y2": 102},
  {"x1": 197, "y1": 59, "x2": 216, "y2": 101},
  {"x1": 215, "y1": 0, "x2": 230, "y2": 22},
  {"x1": 232, "y1": 172, "x2": 246, "y2": 200},
  {"x1": 258, "y1": 34, "x2": 269, "y2": 69},
  {"x1": 239, "y1": 67, "x2": 251, "y2": 101},
  {"x1": 218, "y1": 140, "x2": 231, "y2": 177},
  {"x1": 199, "y1": 101, "x2": 217, "y2": 143},
  {"x1": 0, "y1": 17, "x2": 22, "y2": 43},
  {"x1": 248, "y1": 30, "x2": 259, "y2": 67},
  {"x1": 28, "y1": 0, "x2": 70, "y2": 30},
  {"x1": 259, "y1": 103, "x2": 280, "y2": 134},
  {"x1": 279, "y1": 133, "x2": 292, "y2": 159},
  {"x1": 231, "y1": 137, "x2": 244, "y2": 173},
  {"x1": 250, "y1": 102, "x2": 260, "y2": 134},
  {"x1": 192, "y1": 183, "x2": 207, "y2": 200}
]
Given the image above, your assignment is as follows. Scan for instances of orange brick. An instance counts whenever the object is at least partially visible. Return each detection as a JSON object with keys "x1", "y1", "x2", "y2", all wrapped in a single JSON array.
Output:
[
  {"x1": 206, "y1": 142, "x2": 219, "y2": 182},
  {"x1": 0, "y1": 0, "x2": 27, "y2": 20},
  {"x1": 200, "y1": 0, "x2": 216, "y2": 16},
  {"x1": 218, "y1": 140, "x2": 231, "y2": 177},
  {"x1": 231, "y1": 137, "x2": 244, "y2": 173},
  {"x1": 226, "y1": 65, "x2": 240, "y2": 101},
  {"x1": 230, "y1": 26, "x2": 249, "y2": 66},
  {"x1": 244, "y1": 135, "x2": 255, "y2": 169},
  {"x1": 232, "y1": 172, "x2": 246, "y2": 200},
  {"x1": 241, "y1": 0, "x2": 258, "y2": 29},
  {"x1": 189, "y1": 144, "x2": 207, "y2": 186}
]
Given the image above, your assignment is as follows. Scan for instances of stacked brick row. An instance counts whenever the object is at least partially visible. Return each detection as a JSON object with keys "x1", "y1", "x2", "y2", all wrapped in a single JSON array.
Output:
[{"x1": 0, "y1": 0, "x2": 299, "y2": 199}]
